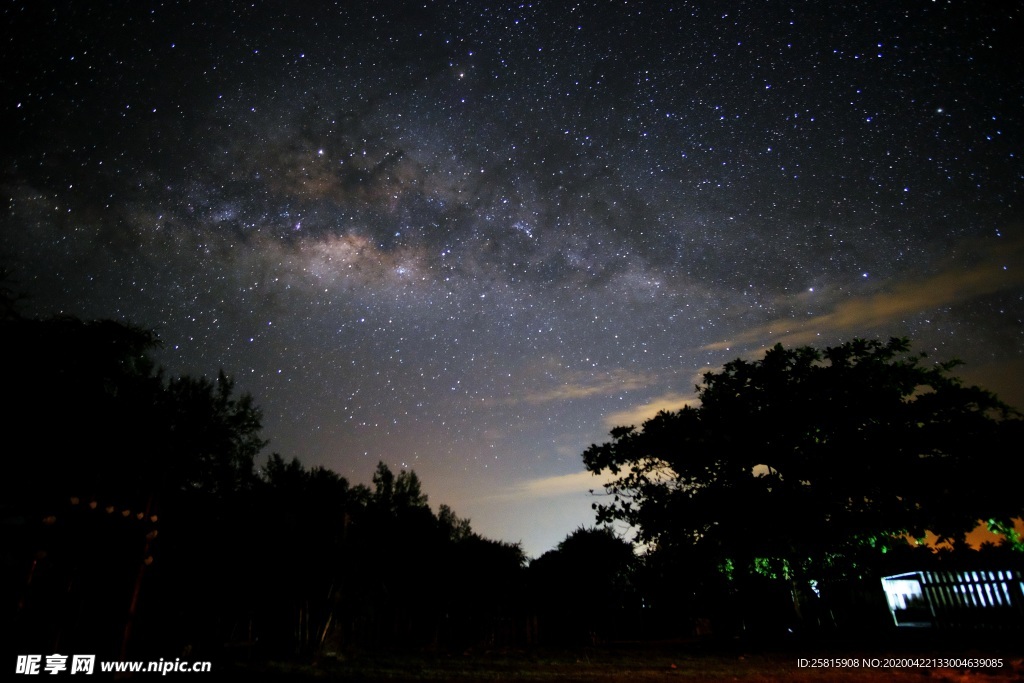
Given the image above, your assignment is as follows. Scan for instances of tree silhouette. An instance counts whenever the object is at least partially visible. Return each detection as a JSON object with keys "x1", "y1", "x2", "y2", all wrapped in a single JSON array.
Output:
[
  {"x1": 157, "y1": 371, "x2": 267, "y2": 498},
  {"x1": 582, "y1": 338, "x2": 1023, "y2": 629},
  {"x1": 2, "y1": 314, "x2": 163, "y2": 513},
  {"x1": 241, "y1": 454, "x2": 359, "y2": 655},
  {"x1": 1, "y1": 308, "x2": 536, "y2": 656},
  {"x1": 1, "y1": 310, "x2": 274, "y2": 657},
  {"x1": 529, "y1": 526, "x2": 639, "y2": 644}
]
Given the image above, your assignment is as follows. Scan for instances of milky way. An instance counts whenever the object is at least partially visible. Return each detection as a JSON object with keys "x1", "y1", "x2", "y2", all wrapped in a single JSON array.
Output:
[{"x1": 3, "y1": 1, "x2": 1022, "y2": 555}]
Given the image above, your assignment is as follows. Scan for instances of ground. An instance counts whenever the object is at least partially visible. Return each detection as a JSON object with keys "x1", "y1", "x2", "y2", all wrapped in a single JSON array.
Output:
[{"x1": 228, "y1": 638, "x2": 1024, "y2": 682}]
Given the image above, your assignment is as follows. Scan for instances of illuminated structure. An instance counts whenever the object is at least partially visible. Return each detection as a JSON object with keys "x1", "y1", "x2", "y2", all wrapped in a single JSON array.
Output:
[{"x1": 881, "y1": 571, "x2": 1024, "y2": 629}]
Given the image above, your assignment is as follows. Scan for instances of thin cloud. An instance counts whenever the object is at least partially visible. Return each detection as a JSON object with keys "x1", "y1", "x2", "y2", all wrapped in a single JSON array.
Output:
[
  {"x1": 705, "y1": 241, "x2": 1024, "y2": 352},
  {"x1": 520, "y1": 469, "x2": 613, "y2": 498},
  {"x1": 484, "y1": 469, "x2": 617, "y2": 502},
  {"x1": 602, "y1": 392, "x2": 700, "y2": 430},
  {"x1": 516, "y1": 368, "x2": 655, "y2": 404}
]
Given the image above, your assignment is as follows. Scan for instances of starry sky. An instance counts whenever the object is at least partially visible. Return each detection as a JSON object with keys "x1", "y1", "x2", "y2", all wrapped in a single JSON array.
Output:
[{"x1": 3, "y1": 1, "x2": 1022, "y2": 557}]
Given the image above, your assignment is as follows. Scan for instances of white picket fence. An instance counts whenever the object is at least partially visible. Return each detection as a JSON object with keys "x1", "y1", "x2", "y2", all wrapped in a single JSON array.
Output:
[{"x1": 881, "y1": 570, "x2": 1024, "y2": 628}]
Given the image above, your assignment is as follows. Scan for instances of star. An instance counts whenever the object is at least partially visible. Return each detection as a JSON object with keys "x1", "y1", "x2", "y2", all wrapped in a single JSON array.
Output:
[{"x1": 2, "y1": 0, "x2": 1022, "y2": 557}]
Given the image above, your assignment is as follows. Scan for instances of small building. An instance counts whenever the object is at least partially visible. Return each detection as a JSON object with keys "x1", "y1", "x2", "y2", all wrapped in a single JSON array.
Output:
[{"x1": 881, "y1": 570, "x2": 1024, "y2": 629}]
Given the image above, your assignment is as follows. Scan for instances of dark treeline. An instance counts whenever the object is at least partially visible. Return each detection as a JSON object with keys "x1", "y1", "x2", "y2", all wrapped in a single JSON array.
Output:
[
  {"x1": 3, "y1": 305, "x2": 1022, "y2": 665},
  {"x1": 0, "y1": 310, "x2": 530, "y2": 660},
  {"x1": 582, "y1": 338, "x2": 1024, "y2": 640}
]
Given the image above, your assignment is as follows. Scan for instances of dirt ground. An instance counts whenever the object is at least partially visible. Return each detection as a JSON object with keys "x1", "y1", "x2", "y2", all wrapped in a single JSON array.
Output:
[{"x1": 235, "y1": 640, "x2": 1024, "y2": 682}]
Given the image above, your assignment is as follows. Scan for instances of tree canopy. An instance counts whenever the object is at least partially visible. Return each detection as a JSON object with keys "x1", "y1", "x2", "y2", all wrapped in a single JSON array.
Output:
[
  {"x1": 583, "y1": 338, "x2": 1023, "y2": 586},
  {"x1": 528, "y1": 526, "x2": 640, "y2": 643},
  {"x1": 1, "y1": 307, "x2": 528, "y2": 656}
]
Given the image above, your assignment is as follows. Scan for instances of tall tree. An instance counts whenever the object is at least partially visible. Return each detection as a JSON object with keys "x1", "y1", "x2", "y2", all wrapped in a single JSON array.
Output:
[
  {"x1": 158, "y1": 371, "x2": 267, "y2": 498},
  {"x1": 529, "y1": 527, "x2": 639, "y2": 643},
  {"x1": 1, "y1": 314, "x2": 163, "y2": 510},
  {"x1": 1, "y1": 311, "x2": 273, "y2": 657},
  {"x1": 583, "y1": 339, "x2": 1023, "y2": 601}
]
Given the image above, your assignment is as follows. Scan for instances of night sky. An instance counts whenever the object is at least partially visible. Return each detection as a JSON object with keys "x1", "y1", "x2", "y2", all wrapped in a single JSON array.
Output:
[{"x1": 3, "y1": 1, "x2": 1022, "y2": 557}]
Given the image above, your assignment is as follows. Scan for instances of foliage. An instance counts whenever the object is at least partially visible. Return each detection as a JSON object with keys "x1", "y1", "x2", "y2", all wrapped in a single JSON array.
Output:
[
  {"x1": 159, "y1": 371, "x2": 267, "y2": 497},
  {"x1": 529, "y1": 526, "x2": 640, "y2": 643},
  {"x1": 2, "y1": 314, "x2": 162, "y2": 509},
  {"x1": 582, "y1": 338, "x2": 1023, "y2": 589},
  {"x1": 2, "y1": 309, "x2": 526, "y2": 657},
  {"x1": 346, "y1": 461, "x2": 527, "y2": 649}
]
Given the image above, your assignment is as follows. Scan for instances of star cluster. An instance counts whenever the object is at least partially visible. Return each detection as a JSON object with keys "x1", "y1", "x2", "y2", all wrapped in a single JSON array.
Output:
[{"x1": 3, "y1": 1, "x2": 1022, "y2": 555}]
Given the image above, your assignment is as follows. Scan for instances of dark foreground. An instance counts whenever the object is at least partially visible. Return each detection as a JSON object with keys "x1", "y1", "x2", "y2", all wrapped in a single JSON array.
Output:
[{"x1": 223, "y1": 638, "x2": 1024, "y2": 682}]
